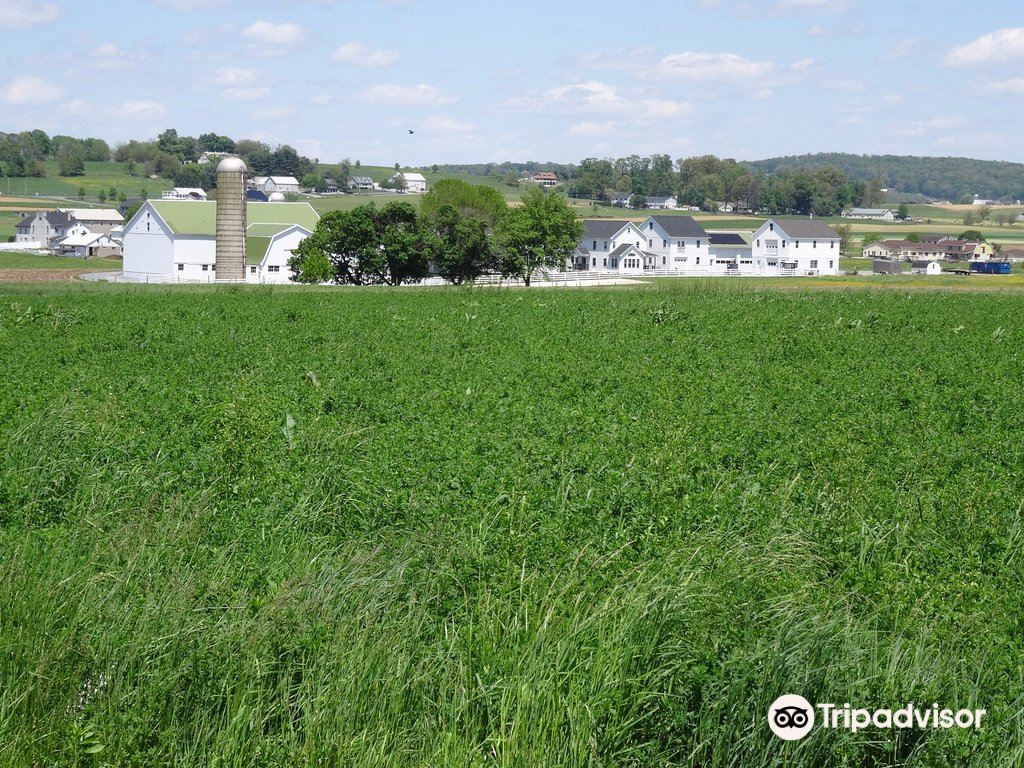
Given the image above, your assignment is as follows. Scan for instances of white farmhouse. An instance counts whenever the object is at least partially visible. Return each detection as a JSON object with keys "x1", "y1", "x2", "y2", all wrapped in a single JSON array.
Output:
[
  {"x1": 750, "y1": 219, "x2": 842, "y2": 275},
  {"x1": 575, "y1": 216, "x2": 717, "y2": 273},
  {"x1": 122, "y1": 199, "x2": 319, "y2": 283},
  {"x1": 392, "y1": 171, "x2": 427, "y2": 194},
  {"x1": 54, "y1": 232, "x2": 121, "y2": 258},
  {"x1": 251, "y1": 176, "x2": 301, "y2": 195},
  {"x1": 57, "y1": 208, "x2": 124, "y2": 235}
]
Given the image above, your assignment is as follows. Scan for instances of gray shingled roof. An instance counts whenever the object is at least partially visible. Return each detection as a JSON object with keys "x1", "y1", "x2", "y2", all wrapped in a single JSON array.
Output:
[
  {"x1": 649, "y1": 215, "x2": 707, "y2": 238},
  {"x1": 773, "y1": 219, "x2": 839, "y2": 239},
  {"x1": 709, "y1": 233, "x2": 746, "y2": 245},
  {"x1": 582, "y1": 219, "x2": 631, "y2": 240},
  {"x1": 16, "y1": 214, "x2": 35, "y2": 228}
]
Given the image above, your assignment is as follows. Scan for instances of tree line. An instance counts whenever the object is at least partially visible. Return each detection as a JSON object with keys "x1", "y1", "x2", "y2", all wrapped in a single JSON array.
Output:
[
  {"x1": 568, "y1": 154, "x2": 881, "y2": 216},
  {"x1": 289, "y1": 180, "x2": 582, "y2": 287},
  {"x1": 746, "y1": 153, "x2": 1024, "y2": 204}
]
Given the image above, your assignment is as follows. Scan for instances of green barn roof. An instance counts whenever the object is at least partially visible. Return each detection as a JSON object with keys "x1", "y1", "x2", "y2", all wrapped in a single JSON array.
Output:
[
  {"x1": 148, "y1": 200, "x2": 319, "y2": 236},
  {"x1": 246, "y1": 237, "x2": 272, "y2": 265}
]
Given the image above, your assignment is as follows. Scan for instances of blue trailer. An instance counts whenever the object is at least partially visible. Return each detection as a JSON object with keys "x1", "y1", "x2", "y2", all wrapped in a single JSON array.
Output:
[{"x1": 970, "y1": 261, "x2": 1012, "y2": 275}]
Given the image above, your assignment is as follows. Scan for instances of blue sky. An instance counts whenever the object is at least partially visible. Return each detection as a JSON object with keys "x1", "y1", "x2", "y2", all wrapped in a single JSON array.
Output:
[{"x1": 2, "y1": 0, "x2": 1023, "y2": 165}]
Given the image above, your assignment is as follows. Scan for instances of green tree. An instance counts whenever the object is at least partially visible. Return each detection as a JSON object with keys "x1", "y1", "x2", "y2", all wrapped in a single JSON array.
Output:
[
  {"x1": 629, "y1": 194, "x2": 648, "y2": 210},
  {"x1": 495, "y1": 188, "x2": 583, "y2": 286},
  {"x1": 958, "y1": 229, "x2": 985, "y2": 242},
  {"x1": 420, "y1": 179, "x2": 507, "y2": 227},
  {"x1": 98, "y1": 191, "x2": 107, "y2": 203},
  {"x1": 122, "y1": 199, "x2": 144, "y2": 224},
  {"x1": 301, "y1": 172, "x2": 321, "y2": 190},
  {"x1": 897, "y1": 203, "x2": 910, "y2": 220},
  {"x1": 290, "y1": 202, "x2": 430, "y2": 286},
  {"x1": 427, "y1": 204, "x2": 494, "y2": 285},
  {"x1": 905, "y1": 232, "x2": 921, "y2": 242},
  {"x1": 834, "y1": 223, "x2": 853, "y2": 255},
  {"x1": 58, "y1": 147, "x2": 85, "y2": 176},
  {"x1": 77, "y1": 186, "x2": 86, "y2": 198},
  {"x1": 108, "y1": 186, "x2": 117, "y2": 199}
]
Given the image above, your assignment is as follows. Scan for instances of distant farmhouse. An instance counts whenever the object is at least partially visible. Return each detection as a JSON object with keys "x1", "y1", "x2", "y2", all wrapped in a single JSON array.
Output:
[
  {"x1": 390, "y1": 171, "x2": 427, "y2": 194},
  {"x1": 251, "y1": 176, "x2": 301, "y2": 195},
  {"x1": 122, "y1": 200, "x2": 318, "y2": 283},
  {"x1": 571, "y1": 215, "x2": 840, "y2": 276},
  {"x1": 863, "y1": 238, "x2": 993, "y2": 261},
  {"x1": 348, "y1": 176, "x2": 375, "y2": 192},
  {"x1": 843, "y1": 208, "x2": 897, "y2": 222},
  {"x1": 198, "y1": 151, "x2": 232, "y2": 164},
  {"x1": 162, "y1": 187, "x2": 208, "y2": 201},
  {"x1": 15, "y1": 207, "x2": 124, "y2": 256}
]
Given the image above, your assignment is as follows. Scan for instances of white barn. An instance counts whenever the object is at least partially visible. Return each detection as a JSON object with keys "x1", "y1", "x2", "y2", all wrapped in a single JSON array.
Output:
[
  {"x1": 122, "y1": 199, "x2": 319, "y2": 283},
  {"x1": 392, "y1": 171, "x2": 427, "y2": 194}
]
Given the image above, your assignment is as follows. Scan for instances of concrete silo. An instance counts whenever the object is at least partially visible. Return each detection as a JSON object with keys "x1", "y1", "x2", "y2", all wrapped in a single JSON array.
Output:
[{"x1": 215, "y1": 156, "x2": 248, "y2": 281}]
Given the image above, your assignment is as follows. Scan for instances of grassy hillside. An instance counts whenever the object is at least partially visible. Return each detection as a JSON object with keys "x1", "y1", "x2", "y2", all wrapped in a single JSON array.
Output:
[
  {"x1": 0, "y1": 161, "x2": 174, "y2": 201},
  {"x1": 0, "y1": 283, "x2": 1022, "y2": 766}
]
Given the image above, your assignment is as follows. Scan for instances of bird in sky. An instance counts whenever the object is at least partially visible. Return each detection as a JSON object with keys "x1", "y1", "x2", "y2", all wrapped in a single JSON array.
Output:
[{"x1": 408, "y1": 129, "x2": 415, "y2": 134}]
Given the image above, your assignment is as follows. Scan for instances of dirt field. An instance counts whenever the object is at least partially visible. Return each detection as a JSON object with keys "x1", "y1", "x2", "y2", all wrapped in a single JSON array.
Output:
[{"x1": 0, "y1": 269, "x2": 88, "y2": 283}]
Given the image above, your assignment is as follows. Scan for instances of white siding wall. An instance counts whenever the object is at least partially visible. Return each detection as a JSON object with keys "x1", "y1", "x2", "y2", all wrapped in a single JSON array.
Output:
[{"x1": 123, "y1": 205, "x2": 175, "y2": 276}]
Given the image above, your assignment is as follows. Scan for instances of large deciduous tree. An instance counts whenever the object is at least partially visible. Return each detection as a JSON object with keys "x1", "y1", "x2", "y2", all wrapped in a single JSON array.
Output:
[
  {"x1": 495, "y1": 188, "x2": 582, "y2": 286},
  {"x1": 427, "y1": 204, "x2": 494, "y2": 285},
  {"x1": 290, "y1": 202, "x2": 431, "y2": 286}
]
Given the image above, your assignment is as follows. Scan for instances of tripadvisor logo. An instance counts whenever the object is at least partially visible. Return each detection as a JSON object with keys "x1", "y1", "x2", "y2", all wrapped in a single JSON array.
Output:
[{"x1": 768, "y1": 695, "x2": 986, "y2": 741}]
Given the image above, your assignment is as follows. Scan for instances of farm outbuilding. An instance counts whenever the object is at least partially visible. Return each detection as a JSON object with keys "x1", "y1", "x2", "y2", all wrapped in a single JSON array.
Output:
[
  {"x1": 873, "y1": 259, "x2": 903, "y2": 275},
  {"x1": 910, "y1": 260, "x2": 942, "y2": 275}
]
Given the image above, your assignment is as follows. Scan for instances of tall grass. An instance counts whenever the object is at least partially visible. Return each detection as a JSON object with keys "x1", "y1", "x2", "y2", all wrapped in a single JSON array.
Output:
[{"x1": 0, "y1": 284, "x2": 1022, "y2": 766}]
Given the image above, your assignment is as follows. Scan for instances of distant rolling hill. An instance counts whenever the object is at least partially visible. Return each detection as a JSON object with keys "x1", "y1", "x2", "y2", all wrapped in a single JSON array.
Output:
[{"x1": 743, "y1": 153, "x2": 1024, "y2": 203}]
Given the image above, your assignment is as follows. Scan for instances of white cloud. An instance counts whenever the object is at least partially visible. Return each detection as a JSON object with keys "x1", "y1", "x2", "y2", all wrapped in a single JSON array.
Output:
[
  {"x1": 882, "y1": 37, "x2": 918, "y2": 61},
  {"x1": 0, "y1": 0, "x2": 57, "y2": 27},
  {"x1": 651, "y1": 52, "x2": 775, "y2": 83},
  {"x1": 212, "y1": 66, "x2": 258, "y2": 86},
  {"x1": 509, "y1": 81, "x2": 693, "y2": 121},
  {"x1": 981, "y1": 78, "x2": 1024, "y2": 95},
  {"x1": 222, "y1": 87, "x2": 269, "y2": 102},
  {"x1": 332, "y1": 42, "x2": 400, "y2": 68},
  {"x1": 567, "y1": 120, "x2": 616, "y2": 136},
  {"x1": 892, "y1": 115, "x2": 964, "y2": 137},
  {"x1": 241, "y1": 20, "x2": 306, "y2": 47},
  {"x1": 945, "y1": 28, "x2": 1024, "y2": 67},
  {"x1": 62, "y1": 99, "x2": 92, "y2": 116},
  {"x1": 1, "y1": 76, "x2": 62, "y2": 104},
  {"x1": 790, "y1": 58, "x2": 815, "y2": 71},
  {"x1": 360, "y1": 83, "x2": 457, "y2": 106},
  {"x1": 422, "y1": 114, "x2": 475, "y2": 134},
  {"x1": 153, "y1": 0, "x2": 222, "y2": 8},
  {"x1": 120, "y1": 100, "x2": 167, "y2": 120},
  {"x1": 771, "y1": 0, "x2": 850, "y2": 14}
]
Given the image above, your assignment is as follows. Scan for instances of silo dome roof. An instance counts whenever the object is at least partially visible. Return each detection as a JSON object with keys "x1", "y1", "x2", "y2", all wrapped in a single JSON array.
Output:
[
  {"x1": 268, "y1": 192, "x2": 286, "y2": 202},
  {"x1": 217, "y1": 156, "x2": 248, "y2": 173}
]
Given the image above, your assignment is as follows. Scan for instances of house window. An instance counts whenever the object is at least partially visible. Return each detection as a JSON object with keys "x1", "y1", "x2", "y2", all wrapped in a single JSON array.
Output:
[
  {"x1": 810, "y1": 260, "x2": 818, "y2": 269},
  {"x1": 177, "y1": 264, "x2": 184, "y2": 271},
  {"x1": 201, "y1": 264, "x2": 208, "y2": 271},
  {"x1": 612, "y1": 258, "x2": 618, "y2": 268},
  {"x1": 677, "y1": 240, "x2": 683, "y2": 248},
  {"x1": 648, "y1": 239, "x2": 653, "y2": 247},
  {"x1": 829, "y1": 260, "x2": 834, "y2": 268},
  {"x1": 662, "y1": 256, "x2": 666, "y2": 265},
  {"x1": 696, "y1": 240, "x2": 701, "y2": 248},
  {"x1": 663, "y1": 239, "x2": 667, "y2": 247},
  {"x1": 592, "y1": 240, "x2": 597, "y2": 250},
  {"x1": 603, "y1": 240, "x2": 608, "y2": 249},
  {"x1": 769, "y1": 223, "x2": 774, "y2": 231},
  {"x1": 603, "y1": 258, "x2": 607, "y2": 267},
  {"x1": 696, "y1": 257, "x2": 701, "y2": 265},
  {"x1": 756, "y1": 239, "x2": 760, "y2": 247},
  {"x1": 211, "y1": 265, "x2": 216, "y2": 271},
  {"x1": 268, "y1": 265, "x2": 280, "y2": 273},
  {"x1": 592, "y1": 257, "x2": 596, "y2": 267},
  {"x1": 795, "y1": 241, "x2": 799, "y2": 248},
  {"x1": 813, "y1": 240, "x2": 817, "y2": 248},
  {"x1": 648, "y1": 222, "x2": 653, "y2": 230},
  {"x1": 250, "y1": 266, "x2": 257, "y2": 274},
  {"x1": 830, "y1": 241, "x2": 835, "y2": 248}
]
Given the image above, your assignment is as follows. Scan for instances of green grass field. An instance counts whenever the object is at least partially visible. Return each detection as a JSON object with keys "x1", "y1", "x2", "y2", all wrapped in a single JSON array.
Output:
[
  {"x1": 0, "y1": 251, "x2": 121, "y2": 270},
  {"x1": 0, "y1": 282, "x2": 1022, "y2": 766},
  {"x1": 0, "y1": 161, "x2": 174, "y2": 202}
]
